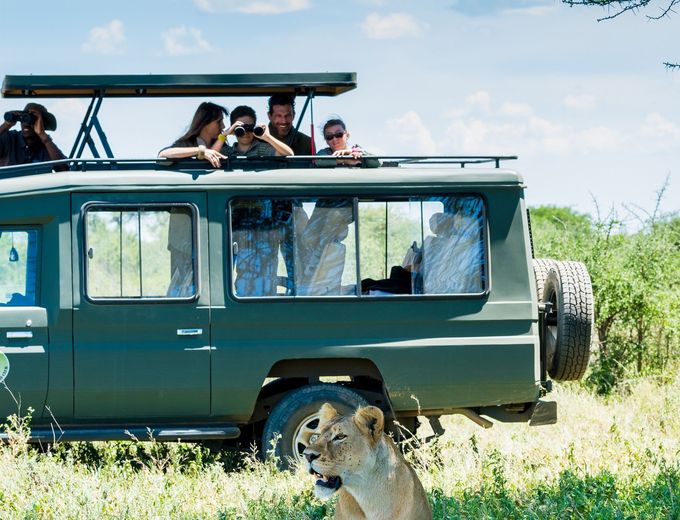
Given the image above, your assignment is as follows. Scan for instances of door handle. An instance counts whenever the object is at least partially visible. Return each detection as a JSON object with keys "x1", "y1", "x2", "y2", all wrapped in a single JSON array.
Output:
[
  {"x1": 7, "y1": 331, "x2": 33, "y2": 339},
  {"x1": 177, "y1": 328, "x2": 203, "y2": 336}
]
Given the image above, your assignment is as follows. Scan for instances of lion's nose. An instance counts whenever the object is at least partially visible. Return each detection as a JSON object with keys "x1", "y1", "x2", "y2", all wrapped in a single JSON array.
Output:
[{"x1": 305, "y1": 451, "x2": 320, "y2": 463}]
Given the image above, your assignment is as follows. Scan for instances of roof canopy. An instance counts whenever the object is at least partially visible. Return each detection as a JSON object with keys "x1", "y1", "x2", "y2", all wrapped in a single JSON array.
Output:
[{"x1": 1, "y1": 72, "x2": 357, "y2": 98}]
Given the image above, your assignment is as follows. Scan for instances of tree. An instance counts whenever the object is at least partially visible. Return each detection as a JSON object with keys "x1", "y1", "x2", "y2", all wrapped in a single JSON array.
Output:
[{"x1": 562, "y1": 0, "x2": 679, "y2": 69}]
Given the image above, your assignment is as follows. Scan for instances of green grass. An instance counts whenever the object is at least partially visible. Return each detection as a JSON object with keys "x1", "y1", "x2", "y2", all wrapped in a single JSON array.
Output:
[{"x1": 1, "y1": 371, "x2": 679, "y2": 519}]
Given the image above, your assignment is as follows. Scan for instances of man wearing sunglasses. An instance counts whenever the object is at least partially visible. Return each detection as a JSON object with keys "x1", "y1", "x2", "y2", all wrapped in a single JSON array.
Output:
[
  {"x1": 267, "y1": 95, "x2": 312, "y2": 156},
  {"x1": 0, "y1": 102, "x2": 68, "y2": 171},
  {"x1": 225, "y1": 105, "x2": 293, "y2": 157}
]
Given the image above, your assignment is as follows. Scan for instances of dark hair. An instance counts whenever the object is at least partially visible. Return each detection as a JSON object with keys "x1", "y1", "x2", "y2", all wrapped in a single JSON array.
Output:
[
  {"x1": 230, "y1": 105, "x2": 257, "y2": 125},
  {"x1": 323, "y1": 118, "x2": 346, "y2": 134},
  {"x1": 178, "y1": 102, "x2": 228, "y2": 143},
  {"x1": 267, "y1": 94, "x2": 295, "y2": 115}
]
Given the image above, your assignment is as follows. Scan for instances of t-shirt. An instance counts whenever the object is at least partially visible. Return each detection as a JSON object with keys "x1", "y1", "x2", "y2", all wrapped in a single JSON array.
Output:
[
  {"x1": 226, "y1": 140, "x2": 276, "y2": 157},
  {"x1": 0, "y1": 130, "x2": 61, "y2": 168},
  {"x1": 268, "y1": 124, "x2": 312, "y2": 155}
]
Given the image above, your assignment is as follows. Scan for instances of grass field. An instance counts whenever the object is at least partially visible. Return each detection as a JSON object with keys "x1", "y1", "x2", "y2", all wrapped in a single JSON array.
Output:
[{"x1": 1, "y1": 371, "x2": 678, "y2": 519}]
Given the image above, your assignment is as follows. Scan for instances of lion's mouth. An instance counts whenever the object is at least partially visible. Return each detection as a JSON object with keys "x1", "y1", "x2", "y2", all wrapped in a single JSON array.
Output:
[{"x1": 310, "y1": 468, "x2": 342, "y2": 491}]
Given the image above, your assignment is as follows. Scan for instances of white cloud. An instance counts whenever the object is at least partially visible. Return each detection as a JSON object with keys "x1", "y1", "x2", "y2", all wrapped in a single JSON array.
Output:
[
  {"x1": 638, "y1": 113, "x2": 680, "y2": 151},
  {"x1": 362, "y1": 13, "x2": 425, "y2": 39},
  {"x1": 575, "y1": 126, "x2": 624, "y2": 151},
  {"x1": 194, "y1": 0, "x2": 311, "y2": 14},
  {"x1": 82, "y1": 20, "x2": 126, "y2": 55},
  {"x1": 502, "y1": 5, "x2": 556, "y2": 16},
  {"x1": 465, "y1": 91, "x2": 492, "y2": 114},
  {"x1": 162, "y1": 26, "x2": 213, "y2": 56},
  {"x1": 563, "y1": 93, "x2": 596, "y2": 111},
  {"x1": 500, "y1": 102, "x2": 533, "y2": 117},
  {"x1": 386, "y1": 111, "x2": 437, "y2": 154}
]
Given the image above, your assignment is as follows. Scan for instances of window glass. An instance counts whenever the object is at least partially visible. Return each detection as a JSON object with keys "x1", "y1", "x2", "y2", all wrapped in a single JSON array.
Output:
[
  {"x1": 85, "y1": 205, "x2": 196, "y2": 299},
  {"x1": 0, "y1": 229, "x2": 39, "y2": 306},
  {"x1": 229, "y1": 198, "x2": 356, "y2": 297},
  {"x1": 228, "y1": 195, "x2": 485, "y2": 298}
]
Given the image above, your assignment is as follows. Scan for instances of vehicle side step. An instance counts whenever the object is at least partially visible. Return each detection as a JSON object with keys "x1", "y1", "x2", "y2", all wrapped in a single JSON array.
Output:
[{"x1": 0, "y1": 424, "x2": 241, "y2": 443}]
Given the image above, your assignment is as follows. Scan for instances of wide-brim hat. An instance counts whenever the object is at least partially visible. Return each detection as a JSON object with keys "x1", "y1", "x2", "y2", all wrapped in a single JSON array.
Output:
[{"x1": 24, "y1": 102, "x2": 57, "y2": 131}]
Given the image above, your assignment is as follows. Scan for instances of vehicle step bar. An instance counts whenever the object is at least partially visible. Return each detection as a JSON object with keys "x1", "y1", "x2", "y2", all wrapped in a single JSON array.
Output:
[{"x1": 0, "y1": 424, "x2": 241, "y2": 443}]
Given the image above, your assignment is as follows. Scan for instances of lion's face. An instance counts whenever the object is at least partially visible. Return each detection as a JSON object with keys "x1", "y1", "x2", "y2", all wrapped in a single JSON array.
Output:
[{"x1": 303, "y1": 403, "x2": 385, "y2": 500}]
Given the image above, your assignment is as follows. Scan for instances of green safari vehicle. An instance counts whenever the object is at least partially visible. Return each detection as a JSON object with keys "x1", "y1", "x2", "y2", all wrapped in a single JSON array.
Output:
[{"x1": 0, "y1": 73, "x2": 593, "y2": 466}]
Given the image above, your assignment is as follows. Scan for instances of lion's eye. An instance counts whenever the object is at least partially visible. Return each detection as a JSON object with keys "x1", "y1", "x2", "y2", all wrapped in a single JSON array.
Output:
[
  {"x1": 309, "y1": 434, "x2": 319, "y2": 443},
  {"x1": 333, "y1": 433, "x2": 347, "y2": 442}
]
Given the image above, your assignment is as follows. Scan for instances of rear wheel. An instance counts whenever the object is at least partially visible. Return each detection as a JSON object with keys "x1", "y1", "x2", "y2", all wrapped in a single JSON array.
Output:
[
  {"x1": 543, "y1": 261, "x2": 593, "y2": 381},
  {"x1": 261, "y1": 384, "x2": 369, "y2": 469}
]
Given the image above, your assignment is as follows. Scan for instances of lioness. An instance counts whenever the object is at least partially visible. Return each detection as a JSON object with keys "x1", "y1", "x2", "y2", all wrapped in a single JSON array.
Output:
[{"x1": 303, "y1": 403, "x2": 432, "y2": 520}]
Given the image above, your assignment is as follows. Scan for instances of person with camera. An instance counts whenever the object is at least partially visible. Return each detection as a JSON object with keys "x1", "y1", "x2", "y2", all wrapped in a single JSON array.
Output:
[
  {"x1": 225, "y1": 105, "x2": 293, "y2": 157},
  {"x1": 266, "y1": 95, "x2": 312, "y2": 156},
  {"x1": 159, "y1": 101, "x2": 229, "y2": 167},
  {"x1": 0, "y1": 103, "x2": 68, "y2": 171}
]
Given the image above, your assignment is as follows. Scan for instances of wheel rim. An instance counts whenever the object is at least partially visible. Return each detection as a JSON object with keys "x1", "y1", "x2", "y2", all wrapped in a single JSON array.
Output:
[
  {"x1": 546, "y1": 291, "x2": 558, "y2": 369},
  {"x1": 292, "y1": 412, "x2": 321, "y2": 461}
]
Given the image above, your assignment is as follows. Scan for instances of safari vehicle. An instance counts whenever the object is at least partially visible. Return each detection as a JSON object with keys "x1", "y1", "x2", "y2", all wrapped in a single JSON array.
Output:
[{"x1": 0, "y1": 73, "x2": 593, "y2": 466}]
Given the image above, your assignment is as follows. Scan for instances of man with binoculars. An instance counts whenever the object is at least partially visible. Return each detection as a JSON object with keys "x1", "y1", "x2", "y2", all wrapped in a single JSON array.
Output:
[{"x1": 0, "y1": 102, "x2": 67, "y2": 171}]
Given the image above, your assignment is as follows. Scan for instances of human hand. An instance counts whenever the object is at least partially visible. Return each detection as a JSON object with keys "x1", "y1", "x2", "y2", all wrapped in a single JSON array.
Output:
[
  {"x1": 3, "y1": 111, "x2": 21, "y2": 127},
  {"x1": 204, "y1": 148, "x2": 226, "y2": 167},
  {"x1": 226, "y1": 122, "x2": 243, "y2": 136},
  {"x1": 33, "y1": 113, "x2": 47, "y2": 139},
  {"x1": 254, "y1": 124, "x2": 269, "y2": 141}
]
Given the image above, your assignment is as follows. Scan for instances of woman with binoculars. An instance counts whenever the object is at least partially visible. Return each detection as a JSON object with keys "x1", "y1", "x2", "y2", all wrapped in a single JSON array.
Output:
[
  {"x1": 0, "y1": 102, "x2": 67, "y2": 171},
  {"x1": 225, "y1": 105, "x2": 293, "y2": 157}
]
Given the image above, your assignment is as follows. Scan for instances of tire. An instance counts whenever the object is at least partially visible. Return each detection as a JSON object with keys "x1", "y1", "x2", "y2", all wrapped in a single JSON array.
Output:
[
  {"x1": 542, "y1": 261, "x2": 594, "y2": 381},
  {"x1": 532, "y1": 258, "x2": 558, "y2": 302},
  {"x1": 261, "y1": 384, "x2": 369, "y2": 470}
]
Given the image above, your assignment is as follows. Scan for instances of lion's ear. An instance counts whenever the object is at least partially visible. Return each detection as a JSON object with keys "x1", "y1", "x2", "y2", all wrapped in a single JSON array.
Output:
[
  {"x1": 353, "y1": 406, "x2": 384, "y2": 443},
  {"x1": 318, "y1": 403, "x2": 339, "y2": 425}
]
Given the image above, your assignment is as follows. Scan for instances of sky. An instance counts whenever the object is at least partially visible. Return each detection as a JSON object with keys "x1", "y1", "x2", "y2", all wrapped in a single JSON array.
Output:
[{"x1": 1, "y1": 0, "x2": 678, "y2": 222}]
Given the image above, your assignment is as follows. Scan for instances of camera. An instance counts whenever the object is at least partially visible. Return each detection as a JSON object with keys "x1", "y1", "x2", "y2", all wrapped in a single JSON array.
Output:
[
  {"x1": 3, "y1": 111, "x2": 37, "y2": 125},
  {"x1": 234, "y1": 124, "x2": 264, "y2": 138}
]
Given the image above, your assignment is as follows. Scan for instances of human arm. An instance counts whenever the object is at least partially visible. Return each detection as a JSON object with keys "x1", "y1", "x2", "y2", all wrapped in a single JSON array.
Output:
[
  {"x1": 256, "y1": 124, "x2": 294, "y2": 156},
  {"x1": 159, "y1": 141, "x2": 225, "y2": 168},
  {"x1": 0, "y1": 112, "x2": 19, "y2": 136},
  {"x1": 33, "y1": 114, "x2": 68, "y2": 171}
]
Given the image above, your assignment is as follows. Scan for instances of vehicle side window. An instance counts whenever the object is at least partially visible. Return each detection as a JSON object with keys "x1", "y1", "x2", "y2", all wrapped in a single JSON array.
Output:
[
  {"x1": 0, "y1": 229, "x2": 39, "y2": 306},
  {"x1": 227, "y1": 195, "x2": 486, "y2": 299},
  {"x1": 359, "y1": 196, "x2": 486, "y2": 296},
  {"x1": 84, "y1": 205, "x2": 197, "y2": 300}
]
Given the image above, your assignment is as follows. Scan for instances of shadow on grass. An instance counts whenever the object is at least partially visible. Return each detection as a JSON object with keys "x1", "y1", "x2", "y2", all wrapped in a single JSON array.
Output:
[{"x1": 431, "y1": 465, "x2": 679, "y2": 520}]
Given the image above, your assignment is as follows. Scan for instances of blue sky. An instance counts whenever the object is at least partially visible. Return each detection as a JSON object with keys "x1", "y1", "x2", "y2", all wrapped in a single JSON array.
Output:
[{"x1": 2, "y1": 0, "x2": 678, "y2": 220}]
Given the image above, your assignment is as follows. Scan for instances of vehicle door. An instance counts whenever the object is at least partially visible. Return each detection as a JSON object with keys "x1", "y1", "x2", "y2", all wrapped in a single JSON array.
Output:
[
  {"x1": 0, "y1": 226, "x2": 48, "y2": 418},
  {"x1": 72, "y1": 193, "x2": 211, "y2": 419}
]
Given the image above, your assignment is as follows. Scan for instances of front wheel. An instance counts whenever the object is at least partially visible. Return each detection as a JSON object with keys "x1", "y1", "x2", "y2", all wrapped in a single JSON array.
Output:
[{"x1": 261, "y1": 384, "x2": 369, "y2": 469}]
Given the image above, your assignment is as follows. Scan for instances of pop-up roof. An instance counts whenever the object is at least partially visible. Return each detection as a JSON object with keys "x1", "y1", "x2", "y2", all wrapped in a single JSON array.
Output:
[
  {"x1": 1, "y1": 72, "x2": 357, "y2": 98},
  {"x1": 1, "y1": 73, "x2": 357, "y2": 158}
]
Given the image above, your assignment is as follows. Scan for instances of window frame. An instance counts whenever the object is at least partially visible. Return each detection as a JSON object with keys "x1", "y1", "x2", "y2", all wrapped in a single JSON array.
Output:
[
  {"x1": 226, "y1": 193, "x2": 490, "y2": 302},
  {"x1": 0, "y1": 226, "x2": 41, "y2": 307},
  {"x1": 82, "y1": 202, "x2": 200, "y2": 304}
]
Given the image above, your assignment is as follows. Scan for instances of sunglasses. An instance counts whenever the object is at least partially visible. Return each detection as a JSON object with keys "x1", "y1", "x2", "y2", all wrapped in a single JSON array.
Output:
[{"x1": 324, "y1": 131, "x2": 346, "y2": 141}]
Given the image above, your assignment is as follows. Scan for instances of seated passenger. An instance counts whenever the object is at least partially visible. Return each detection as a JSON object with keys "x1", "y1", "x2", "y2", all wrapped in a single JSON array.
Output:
[
  {"x1": 316, "y1": 118, "x2": 379, "y2": 167},
  {"x1": 422, "y1": 209, "x2": 484, "y2": 294},
  {"x1": 226, "y1": 105, "x2": 293, "y2": 157},
  {"x1": 158, "y1": 102, "x2": 228, "y2": 168}
]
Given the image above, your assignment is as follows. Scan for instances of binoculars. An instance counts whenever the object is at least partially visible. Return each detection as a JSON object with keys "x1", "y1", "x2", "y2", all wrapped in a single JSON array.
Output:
[
  {"x1": 4, "y1": 111, "x2": 37, "y2": 125},
  {"x1": 234, "y1": 124, "x2": 264, "y2": 138}
]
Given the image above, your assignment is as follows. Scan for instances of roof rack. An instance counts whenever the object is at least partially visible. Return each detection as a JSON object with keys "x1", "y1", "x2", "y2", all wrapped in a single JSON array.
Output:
[
  {"x1": 0, "y1": 155, "x2": 517, "y2": 178},
  {"x1": 1, "y1": 72, "x2": 356, "y2": 161}
]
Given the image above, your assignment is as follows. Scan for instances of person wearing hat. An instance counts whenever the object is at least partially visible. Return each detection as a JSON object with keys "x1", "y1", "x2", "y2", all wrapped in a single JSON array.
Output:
[{"x1": 0, "y1": 102, "x2": 67, "y2": 171}]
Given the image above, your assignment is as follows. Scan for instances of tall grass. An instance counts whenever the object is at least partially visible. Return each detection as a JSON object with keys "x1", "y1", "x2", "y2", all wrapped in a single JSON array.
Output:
[{"x1": 1, "y1": 371, "x2": 678, "y2": 519}]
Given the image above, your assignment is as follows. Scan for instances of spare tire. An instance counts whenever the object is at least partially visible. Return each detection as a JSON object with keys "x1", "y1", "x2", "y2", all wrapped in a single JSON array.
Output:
[
  {"x1": 532, "y1": 258, "x2": 558, "y2": 302},
  {"x1": 542, "y1": 261, "x2": 593, "y2": 381}
]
